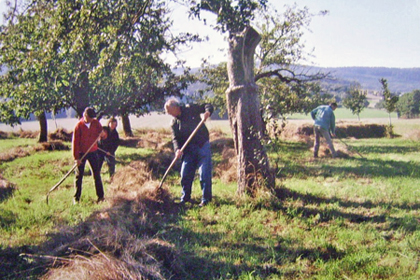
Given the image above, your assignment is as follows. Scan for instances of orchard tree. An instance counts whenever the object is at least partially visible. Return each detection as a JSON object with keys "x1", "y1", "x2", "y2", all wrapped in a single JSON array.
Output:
[
  {"x1": 1, "y1": 0, "x2": 194, "y2": 138},
  {"x1": 396, "y1": 90, "x2": 420, "y2": 118},
  {"x1": 0, "y1": 1, "x2": 65, "y2": 142},
  {"x1": 196, "y1": 4, "x2": 329, "y2": 135},
  {"x1": 380, "y1": 78, "x2": 398, "y2": 127},
  {"x1": 342, "y1": 84, "x2": 369, "y2": 121},
  {"x1": 255, "y1": 4, "x2": 329, "y2": 132},
  {"x1": 189, "y1": 0, "x2": 275, "y2": 195}
]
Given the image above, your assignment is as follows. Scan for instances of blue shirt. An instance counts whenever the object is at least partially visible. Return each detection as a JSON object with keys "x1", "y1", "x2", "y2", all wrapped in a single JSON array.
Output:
[{"x1": 311, "y1": 105, "x2": 336, "y2": 134}]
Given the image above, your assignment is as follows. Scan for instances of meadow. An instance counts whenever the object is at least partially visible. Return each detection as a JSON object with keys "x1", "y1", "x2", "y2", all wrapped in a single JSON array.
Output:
[{"x1": 0, "y1": 109, "x2": 419, "y2": 279}]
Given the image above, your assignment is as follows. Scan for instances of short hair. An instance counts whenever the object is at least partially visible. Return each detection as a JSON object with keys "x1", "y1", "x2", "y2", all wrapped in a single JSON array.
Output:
[
  {"x1": 164, "y1": 98, "x2": 180, "y2": 113},
  {"x1": 330, "y1": 102, "x2": 338, "y2": 108},
  {"x1": 107, "y1": 117, "x2": 117, "y2": 126},
  {"x1": 102, "y1": 126, "x2": 110, "y2": 134},
  {"x1": 84, "y1": 107, "x2": 96, "y2": 118}
]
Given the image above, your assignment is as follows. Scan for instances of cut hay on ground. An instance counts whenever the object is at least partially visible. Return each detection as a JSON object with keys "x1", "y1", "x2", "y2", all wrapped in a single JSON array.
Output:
[
  {"x1": 214, "y1": 147, "x2": 237, "y2": 183},
  {"x1": 295, "y1": 123, "x2": 387, "y2": 139},
  {"x1": 0, "y1": 173, "x2": 16, "y2": 202},
  {"x1": 38, "y1": 160, "x2": 181, "y2": 280},
  {"x1": 49, "y1": 129, "x2": 73, "y2": 142},
  {"x1": 36, "y1": 141, "x2": 69, "y2": 151},
  {"x1": 0, "y1": 141, "x2": 69, "y2": 162}
]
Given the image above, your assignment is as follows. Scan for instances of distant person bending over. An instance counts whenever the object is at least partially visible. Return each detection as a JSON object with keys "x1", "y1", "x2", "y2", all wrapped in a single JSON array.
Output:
[
  {"x1": 98, "y1": 117, "x2": 120, "y2": 178},
  {"x1": 72, "y1": 107, "x2": 106, "y2": 204},
  {"x1": 311, "y1": 102, "x2": 338, "y2": 158},
  {"x1": 165, "y1": 98, "x2": 214, "y2": 207}
]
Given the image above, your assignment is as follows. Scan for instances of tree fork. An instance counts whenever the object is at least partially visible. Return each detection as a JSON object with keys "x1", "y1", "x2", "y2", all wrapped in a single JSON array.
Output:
[{"x1": 226, "y1": 27, "x2": 274, "y2": 195}]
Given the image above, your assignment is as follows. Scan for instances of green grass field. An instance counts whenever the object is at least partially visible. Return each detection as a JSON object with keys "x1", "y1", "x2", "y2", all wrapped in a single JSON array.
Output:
[{"x1": 1, "y1": 113, "x2": 420, "y2": 279}]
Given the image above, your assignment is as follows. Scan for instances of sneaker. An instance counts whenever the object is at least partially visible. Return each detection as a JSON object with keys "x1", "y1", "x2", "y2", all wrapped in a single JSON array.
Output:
[
  {"x1": 97, "y1": 197, "x2": 105, "y2": 203},
  {"x1": 199, "y1": 201, "x2": 209, "y2": 207},
  {"x1": 73, "y1": 198, "x2": 79, "y2": 205}
]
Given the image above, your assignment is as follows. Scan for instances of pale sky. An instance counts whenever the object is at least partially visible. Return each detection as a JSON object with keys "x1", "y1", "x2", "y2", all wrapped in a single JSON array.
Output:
[
  {"x1": 168, "y1": 0, "x2": 420, "y2": 69},
  {"x1": 1, "y1": 0, "x2": 420, "y2": 69}
]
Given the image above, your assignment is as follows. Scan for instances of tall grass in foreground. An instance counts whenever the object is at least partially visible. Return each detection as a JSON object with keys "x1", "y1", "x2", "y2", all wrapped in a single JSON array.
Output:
[{"x1": 1, "y1": 123, "x2": 420, "y2": 279}]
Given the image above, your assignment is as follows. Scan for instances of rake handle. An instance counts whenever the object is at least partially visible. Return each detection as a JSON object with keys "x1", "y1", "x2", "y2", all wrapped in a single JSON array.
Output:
[
  {"x1": 46, "y1": 133, "x2": 102, "y2": 204},
  {"x1": 157, "y1": 117, "x2": 207, "y2": 189}
]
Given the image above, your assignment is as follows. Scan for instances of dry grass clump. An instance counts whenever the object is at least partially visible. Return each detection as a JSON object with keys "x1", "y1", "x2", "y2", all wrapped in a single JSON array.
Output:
[
  {"x1": 109, "y1": 161, "x2": 152, "y2": 197},
  {"x1": 0, "y1": 173, "x2": 16, "y2": 202},
  {"x1": 0, "y1": 131, "x2": 13, "y2": 139},
  {"x1": 404, "y1": 129, "x2": 420, "y2": 141},
  {"x1": 0, "y1": 141, "x2": 69, "y2": 162},
  {"x1": 42, "y1": 253, "x2": 162, "y2": 280},
  {"x1": 0, "y1": 146, "x2": 32, "y2": 162},
  {"x1": 214, "y1": 147, "x2": 237, "y2": 183},
  {"x1": 18, "y1": 130, "x2": 39, "y2": 138},
  {"x1": 295, "y1": 123, "x2": 387, "y2": 139},
  {"x1": 36, "y1": 141, "x2": 69, "y2": 151},
  {"x1": 49, "y1": 129, "x2": 73, "y2": 142},
  {"x1": 146, "y1": 150, "x2": 178, "y2": 178},
  {"x1": 40, "y1": 162, "x2": 181, "y2": 280}
]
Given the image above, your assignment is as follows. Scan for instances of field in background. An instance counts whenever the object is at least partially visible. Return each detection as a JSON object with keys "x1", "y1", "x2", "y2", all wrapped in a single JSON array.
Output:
[{"x1": 0, "y1": 108, "x2": 409, "y2": 135}]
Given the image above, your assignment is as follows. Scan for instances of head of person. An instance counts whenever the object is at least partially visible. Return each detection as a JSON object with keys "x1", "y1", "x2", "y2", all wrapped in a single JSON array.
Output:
[
  {"x1": 108, "y1": 117, "x2": 118, "y2": 131},
  {"x1": 101, "y1": 126, "x2": 110, "y2": 140},
  {"x1": 330, "y1": 102, "x2": 338, "y2": 110},
  {"x1": 83, "y1": 107, "x2": 96, "y2": 123},
  {"x1": 164, "y1": 98, "x2": 181, "y2": 118}
]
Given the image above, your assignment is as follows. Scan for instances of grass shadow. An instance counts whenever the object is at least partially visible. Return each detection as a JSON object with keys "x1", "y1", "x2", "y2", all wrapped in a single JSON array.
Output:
[{"x1": 273, "y1": 187, "x2": 420, "y2": 233}]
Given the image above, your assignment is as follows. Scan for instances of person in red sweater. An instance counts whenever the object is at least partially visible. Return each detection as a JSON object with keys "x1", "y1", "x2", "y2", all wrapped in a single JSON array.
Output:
[{"x1": 72, "y1": 107, "x2": 105, "y2": 204}]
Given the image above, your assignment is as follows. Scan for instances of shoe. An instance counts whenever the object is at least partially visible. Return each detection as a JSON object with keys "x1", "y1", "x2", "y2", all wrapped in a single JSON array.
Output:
[
  {"x1": 97, "y1": 197, "x2": 105, "y2": 203},
  {"x1": 73, "y1": 198, "x2": 79, "y2": 205},
  {"x1": 199, "y1": 201, "x2": 209, "y2": 207}
]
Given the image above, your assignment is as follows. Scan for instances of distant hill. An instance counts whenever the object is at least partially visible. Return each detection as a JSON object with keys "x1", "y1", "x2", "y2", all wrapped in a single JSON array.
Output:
[{"x1": 312, "y1": 66, "x2": 420, "y2": 93}]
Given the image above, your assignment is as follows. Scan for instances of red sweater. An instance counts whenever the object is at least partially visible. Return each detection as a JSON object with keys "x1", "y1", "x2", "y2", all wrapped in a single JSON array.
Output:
[{"x1": 72, "y1": 118, "x2": 103, "y2": 160}]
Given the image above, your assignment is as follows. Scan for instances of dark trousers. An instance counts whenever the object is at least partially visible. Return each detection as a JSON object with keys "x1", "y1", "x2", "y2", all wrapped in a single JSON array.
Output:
[
  {"x1": 74, "y1": 151, "x2": 104, "y2": 201},
  {"x1": 98, "y1": 151, "x2": 116, "y2": 177}
]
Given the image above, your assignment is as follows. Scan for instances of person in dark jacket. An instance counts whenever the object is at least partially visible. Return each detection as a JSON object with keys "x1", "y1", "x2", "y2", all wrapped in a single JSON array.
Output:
[
  {"x1": 98, "y1": 117, "x2": 120, "y2": 177},
  {"x1": 72, "y1": 107, "x2": 105, "y2": 204},
  {"x1": 165, "y1": 98, "x2": 214, "y2": 207}
]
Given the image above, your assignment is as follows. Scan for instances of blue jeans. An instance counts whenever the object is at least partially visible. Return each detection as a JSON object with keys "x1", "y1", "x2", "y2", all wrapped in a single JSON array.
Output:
[{"x1": 180, "y1": 141, "x2": 212, "y2": 203}]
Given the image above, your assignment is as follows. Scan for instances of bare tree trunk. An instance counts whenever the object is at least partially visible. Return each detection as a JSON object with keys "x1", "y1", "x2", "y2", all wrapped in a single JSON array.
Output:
[
  {"x1": 74, "y1": 73, "x2": 90, "y2": 117},
  {"x1": 37, "y1": 111, "x2": 48, "y2": 143},
  {"x1": 121, "y1": 114, "x2": 133, "y2": 137},
  {"x1": 226, "y1": 27, "x2": 274, "y2": 196}
]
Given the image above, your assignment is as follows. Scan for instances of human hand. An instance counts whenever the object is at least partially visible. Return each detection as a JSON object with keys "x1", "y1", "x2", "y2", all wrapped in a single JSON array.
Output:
[
  {"x1": 203, "y1": 111, "x2": 211, "y2": 121},
  {"x1": 175, "y1": 149, "x2": 183, "y2": 159}
]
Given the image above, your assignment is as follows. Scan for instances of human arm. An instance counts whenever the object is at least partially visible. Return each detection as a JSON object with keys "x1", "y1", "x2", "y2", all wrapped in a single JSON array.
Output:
[
  {"x1": 330, "y1": 113, "x2": 336, "y2": 137},
  {"x1": 72, "y1": 123, "x2": 81, "y2": 163},
  {"x1": 310, "y1": 108, "x2": 317, "y2": 120}
]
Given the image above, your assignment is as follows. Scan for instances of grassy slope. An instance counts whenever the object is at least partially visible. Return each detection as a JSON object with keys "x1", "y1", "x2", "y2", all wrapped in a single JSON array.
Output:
[{"x1": 0, "y1": 116, "x2": 420, "y2": 279}]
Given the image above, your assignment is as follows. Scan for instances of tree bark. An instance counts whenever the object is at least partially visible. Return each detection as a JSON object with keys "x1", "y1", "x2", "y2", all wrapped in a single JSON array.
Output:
[
  {"x1": 226, "y1": 27, "x2": 274, "y2": 195},
  {"x1": 37, "y1": 111, "x2": 48, "y2": 143},
  {"x1": 121, "y1": 114, "x2": 133, "y2": 137},
  {"x1": 74, "y1": 72, "x2": 90, "y2": 117}
]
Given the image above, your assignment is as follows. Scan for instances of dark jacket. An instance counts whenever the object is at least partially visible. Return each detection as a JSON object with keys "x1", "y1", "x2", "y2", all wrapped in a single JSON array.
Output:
[
  {"x1": 171, "y1": 103, "x2": 214, "y2": 152},
  {"x1": 98, "y1": 129, "x2": 120, "y2": 154}
]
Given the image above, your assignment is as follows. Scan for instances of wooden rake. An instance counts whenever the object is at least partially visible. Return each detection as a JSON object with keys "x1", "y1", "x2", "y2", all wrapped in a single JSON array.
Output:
[
  {"x1": 156, "y1": 117, "x2": 206, "y2": 191},
  {"x1": 46, "y1": 134, "x2": 102, "y2": 204}
]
